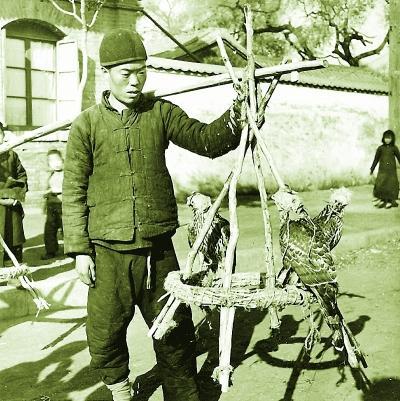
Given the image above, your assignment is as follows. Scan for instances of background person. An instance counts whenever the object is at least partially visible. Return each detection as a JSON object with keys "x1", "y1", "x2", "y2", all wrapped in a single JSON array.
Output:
[
  {"x1": 370, "y1": 129, "x2": 400, "y2": 209},
  {"x1": 0, "y1": 122, "x2": 28, "y2": 267}
]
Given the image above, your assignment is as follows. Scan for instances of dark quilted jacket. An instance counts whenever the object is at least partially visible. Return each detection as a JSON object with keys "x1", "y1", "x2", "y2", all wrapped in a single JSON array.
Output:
[{"x1": 63, "y1": 92, "x2": 241, "y2": 255}]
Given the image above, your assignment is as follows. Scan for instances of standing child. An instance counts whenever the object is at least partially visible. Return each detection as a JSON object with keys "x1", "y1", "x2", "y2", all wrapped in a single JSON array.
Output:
[
  {"x1": 42, "y1": 149, "x2": 64, "y2": 259},
  {"x1": 370, "y1": 129, "x2": 400, "y2": 209},
  {"x1": 0, "y1": 122, "x2": 28, "y2": 266}
]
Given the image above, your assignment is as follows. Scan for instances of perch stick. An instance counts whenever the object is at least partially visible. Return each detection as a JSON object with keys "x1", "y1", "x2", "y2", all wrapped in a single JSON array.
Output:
[
  {"x1": 245, "y1": 29, "x2": 280, "y2": 328},
  {"x1": 216, "y1": 11, "x2": 253, "y2": 392},
  {"x1": 153, "y1": 298, "x2": 182, "y2": 340},
  {"x1": 216, "y1": 32, "x2": 247, "y2": 393},
  {"x1": 245, "y1": 106, "x2": 286, "y2": 189},
  {"x1": 148, "y1": 294, "x2": 176, "y2": 338}
]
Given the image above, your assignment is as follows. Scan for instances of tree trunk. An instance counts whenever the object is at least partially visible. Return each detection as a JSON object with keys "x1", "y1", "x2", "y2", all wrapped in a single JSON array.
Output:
[
  {"x1": 389, "y1": 0, "x2": 400, "y2": 135},
  {"x1": 77, "y1": 0, "x2": 88, "y2": 111},
  {"x1": 77, "y1": 27, "x2": 88, "y2": 110}
]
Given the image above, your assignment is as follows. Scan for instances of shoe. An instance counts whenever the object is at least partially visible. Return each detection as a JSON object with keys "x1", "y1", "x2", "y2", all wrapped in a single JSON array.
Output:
[
  {"x1": 385, "y1": 202, "x2": 392, "y2": 209},
  {"x1": 376, "y1": 200, "x2": 385, "y2": 208},
  {"x1": 41, "y1": 253, "x2": 56, "y2": 260},
  {"x1": 372, "y1": 198, "x2": 380, "y2": 204}
]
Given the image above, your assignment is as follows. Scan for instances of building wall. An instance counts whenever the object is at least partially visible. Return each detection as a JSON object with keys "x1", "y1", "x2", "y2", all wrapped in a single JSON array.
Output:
[
  {"x1": 145, "y1": 69, "x2": 389, "y2": 197},
  {"x1": 0, "y1": 0, "x2": 139, "y2": 207},
  {"x1": 0, "y1": 0, "x2": 139, "y2": 117}
]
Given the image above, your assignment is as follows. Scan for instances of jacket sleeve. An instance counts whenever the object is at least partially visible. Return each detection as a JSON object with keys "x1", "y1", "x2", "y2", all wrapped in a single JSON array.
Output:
[
  {"x1": 62, "y1": 113, "x2": 93, "y2": 256},
  {"x1": 395, "y1": 146, "x2": 400, "y2": 164},
  {"x1": 370, "y1": 146, "x2": 381, "y2": 173},
  {"x1": 162, "y1": 100, "x2": 242, "y2": 158}
]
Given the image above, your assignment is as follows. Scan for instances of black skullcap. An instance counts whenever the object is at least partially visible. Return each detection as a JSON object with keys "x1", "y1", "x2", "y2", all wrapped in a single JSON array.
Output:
[{"x1": 100, "y1": 28, "x2": 147, "y2": 67}]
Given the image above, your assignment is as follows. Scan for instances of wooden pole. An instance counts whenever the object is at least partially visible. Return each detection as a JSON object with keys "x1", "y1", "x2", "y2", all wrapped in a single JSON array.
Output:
[
  {"x1": 0, "y1": 60, "x2": 327, "y2": 155},
  {"x1": 389, "y1": 0, "x2": 400, "y2": 134},
  {"x1": 0, "y1": 119, "x2": 71, "y2": 154},
  {"x1": 150, "y1": 59, "x2": 328, "y2": 98},
  {"x1": 215, "y1": 28, "x2": 251, "y2": 392}
]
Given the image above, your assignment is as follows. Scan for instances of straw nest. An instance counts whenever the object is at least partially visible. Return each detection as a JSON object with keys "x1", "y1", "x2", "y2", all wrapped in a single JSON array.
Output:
[{"x1": 164, "y1": 271, "x2": 313, "y2": 310}]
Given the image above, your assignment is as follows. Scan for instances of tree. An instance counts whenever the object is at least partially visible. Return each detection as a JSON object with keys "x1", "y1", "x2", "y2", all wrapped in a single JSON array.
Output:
[
  {"x1": 140, "y1": 0, "x2": 388, "y2": 66},
  {"x1": 48, "y1": 0, "x2": 106, "y2": 109},
  {"x1": 389, "y1": 0, "x2": 400, "y2": 133}
]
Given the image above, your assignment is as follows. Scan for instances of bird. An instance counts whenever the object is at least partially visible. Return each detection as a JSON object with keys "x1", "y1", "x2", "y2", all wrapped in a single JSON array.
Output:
[
  {"x1": 272, "y1": 188, "x2": 367, "y2": 369},
  {"x1": 312, "y1": 187, "x2": 352, "y2": 251},
  {"x1": 186, "y1": 192, "x2": 232, "y2": 286}
]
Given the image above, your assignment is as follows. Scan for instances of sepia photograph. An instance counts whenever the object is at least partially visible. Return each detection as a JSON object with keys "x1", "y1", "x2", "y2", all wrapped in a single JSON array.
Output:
[{"x1": 0, "y1": 0, "x2": 399, "y2": 400}]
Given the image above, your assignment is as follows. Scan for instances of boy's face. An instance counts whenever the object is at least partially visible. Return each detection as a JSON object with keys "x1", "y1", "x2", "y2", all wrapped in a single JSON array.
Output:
[
  {"x1": 48, "y1": 153, "x2": 63, "y2": 171},
  {"x1": 104, "y1": 61, "x2": 147, "y2": 106},
  {"x1": 383, "y1": 136, "x2": 392, "y2": 145}
]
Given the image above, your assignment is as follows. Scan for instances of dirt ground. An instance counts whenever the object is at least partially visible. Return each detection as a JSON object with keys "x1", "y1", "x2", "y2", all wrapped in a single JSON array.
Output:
[{"x1": 0, "y1": 187, "x2": 399, "y2": 401}]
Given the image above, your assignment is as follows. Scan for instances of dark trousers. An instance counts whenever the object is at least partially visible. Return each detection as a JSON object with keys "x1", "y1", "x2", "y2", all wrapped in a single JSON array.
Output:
[
  {"x1": 44, "y1": 202, "x2": 63, "y2": 255},
  {"x1": 87, "y1": 238, "x2": 200, "y2": 401}
]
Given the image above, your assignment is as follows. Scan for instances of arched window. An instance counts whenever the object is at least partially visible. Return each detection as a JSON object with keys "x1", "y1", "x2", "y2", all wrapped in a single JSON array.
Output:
[{"x1": 4, "y1": 19, "x2": 78, "y2": 130}]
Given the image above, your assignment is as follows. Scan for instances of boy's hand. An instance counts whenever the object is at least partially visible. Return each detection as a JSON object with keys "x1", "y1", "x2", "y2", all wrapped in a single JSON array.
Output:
[{"x1": 75, "y1": 254, "x2": 96, "y2": 287}]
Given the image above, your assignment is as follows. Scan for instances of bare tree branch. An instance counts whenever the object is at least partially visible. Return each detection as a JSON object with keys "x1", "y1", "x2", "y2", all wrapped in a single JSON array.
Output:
[
  {"x1": 88, "y1": 1, "x2": 105, "y2": 28},
  {"x1": 48, "y1": 0, "x2": 76, "y2": 17},
  {"x1": 354, "y1": 29, "x2": 389, "y2": 63}
]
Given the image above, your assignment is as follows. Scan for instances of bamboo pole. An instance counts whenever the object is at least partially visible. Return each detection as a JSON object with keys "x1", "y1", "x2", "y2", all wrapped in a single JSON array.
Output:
[
  {"x1": 148, "y1": 294, "x2": 175, "y2": 338},
  {"x1": 215, "y1": 14, "x2": 254, "y2": 391},
  {"x1": 0, "y1": 120, "x2": 72, "y2": 154},
  {"x1": 151, "y1": 59, "x2": 328, "y2": 98},
  {"x1": 245, "y1": 107, "x2": 286, "y2": 189},
  {"x1": 244, "y1": 14, "x2": 280, "y2": 330},
  {"x1": 215, "y1": 33, "x2": 245, "y2": 393},
  {"x1": 0, "y1": 59, "x2": 327, "y2": 155}
]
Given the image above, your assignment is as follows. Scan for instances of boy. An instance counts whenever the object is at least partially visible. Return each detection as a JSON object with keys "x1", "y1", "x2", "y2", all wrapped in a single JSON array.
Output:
[
  {"x1": 0, "y1": 122, "x2": 28, "y2": 266},
  {"x1": 63, "y1": 29, "x2": 243, "y2": 401},
  {"x1": 42, "y1": 149, "x2": 64, "y2": 259}
]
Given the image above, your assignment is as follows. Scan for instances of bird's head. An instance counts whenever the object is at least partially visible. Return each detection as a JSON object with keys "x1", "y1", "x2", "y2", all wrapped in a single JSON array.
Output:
[
  {"x1": 329, "y1": 187, "x2": 352, "y2": 207},
  {"x1": 271, "y1": 188, "x2": 307, "y2": 218},
  {"x1": 186, "y1": 192, "x2": 212, "y2": 213}
]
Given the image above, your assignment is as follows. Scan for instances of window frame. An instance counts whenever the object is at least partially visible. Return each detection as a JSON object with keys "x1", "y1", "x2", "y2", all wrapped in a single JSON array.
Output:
[{"x1": 5, "y1": 35, "x2": 58, "y2": 130}]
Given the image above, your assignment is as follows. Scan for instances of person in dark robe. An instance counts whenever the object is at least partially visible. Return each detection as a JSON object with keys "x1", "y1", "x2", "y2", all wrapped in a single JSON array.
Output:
[
  {"x1": 0, "y1": 122, "x2": 28, "y2": 266},
  {"x1": 370, "y1": 129, "x2": 400, "y2": 209}
]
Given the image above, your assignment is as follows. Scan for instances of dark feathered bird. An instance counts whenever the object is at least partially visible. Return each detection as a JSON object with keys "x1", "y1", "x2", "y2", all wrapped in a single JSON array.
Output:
[
  {"x1": 186, "y1": 192, "x2": 231, "y2": 285},
  {"x1": 312, "y1": 187, "x2": 352, "y2": 250},
  {"x1": 272, "y1": 188, "x2": 367, "y2": 369}
]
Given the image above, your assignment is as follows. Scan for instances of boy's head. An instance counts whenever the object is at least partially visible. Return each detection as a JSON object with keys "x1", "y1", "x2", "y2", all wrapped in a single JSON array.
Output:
[
  {"x1": 100, "y1": 29, "x2": 147, "y2": 107},
  {"x1": 47, "y1": 149, "x2": 63, "y2": 171},
  {"x1": 382, "y1": 129, "x2": 395, "y2": 145}
]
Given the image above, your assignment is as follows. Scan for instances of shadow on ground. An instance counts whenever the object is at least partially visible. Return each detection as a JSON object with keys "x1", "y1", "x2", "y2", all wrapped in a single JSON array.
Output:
[
  {"x1": 0, "y1": 341, "x2": 108, "y2": 401},
  {"x1": 362, "y1": 377, "x2": 400, "y2": 401}
]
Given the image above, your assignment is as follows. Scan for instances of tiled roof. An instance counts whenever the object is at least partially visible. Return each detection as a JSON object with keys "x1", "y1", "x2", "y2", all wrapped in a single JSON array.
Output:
[{"x1": 150, "y1": 31, "x2": 388, "y2": 95}]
